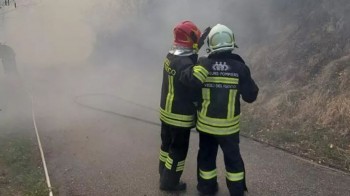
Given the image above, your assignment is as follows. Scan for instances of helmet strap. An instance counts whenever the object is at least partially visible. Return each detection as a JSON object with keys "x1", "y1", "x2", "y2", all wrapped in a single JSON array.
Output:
[
  {"x1": 193, "y1": 43, "x2": 198, "y2": 52},
  {"x1": 190, "y1": 31, "x2": 198, "y2": 44}
]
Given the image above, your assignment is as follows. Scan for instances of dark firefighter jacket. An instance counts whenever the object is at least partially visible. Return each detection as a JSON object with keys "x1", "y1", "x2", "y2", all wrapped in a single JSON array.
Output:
[
  {"x1": 159, "y1": 53, "x2": 202, "y2": 128},
  {"x1": 180, "y1": 51, "x2": 259, "y2": 135}
]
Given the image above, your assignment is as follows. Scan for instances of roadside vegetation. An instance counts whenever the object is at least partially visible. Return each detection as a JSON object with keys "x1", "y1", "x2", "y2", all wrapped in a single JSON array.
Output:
[
  {"x1": 240, "y1": 0, "x2": 350, "y2": 172},
  {"x1": 0, "y1": 133, "x2": 49, "y2": 196}
]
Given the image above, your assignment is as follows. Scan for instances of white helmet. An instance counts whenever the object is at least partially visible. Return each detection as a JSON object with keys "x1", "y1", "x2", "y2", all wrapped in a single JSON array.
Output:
[{"x1": 206, "y1": 24, "x2": 238, "y2": 54}]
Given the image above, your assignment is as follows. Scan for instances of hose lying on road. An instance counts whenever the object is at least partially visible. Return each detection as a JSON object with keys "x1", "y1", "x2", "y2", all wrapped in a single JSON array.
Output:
[
  {"x1": 74, "y1": 93, "x2": 161, "y2": 127},
  {"x1": 30, "y1": 94, "x2": 54, "y2": 196},
  {"x1": 73, "y1": 93, "x2": 350, "y2": 174},
  {"x1": 73, "y1": 94, "x2": 269, "y2": 141},
  {"x1": 3, "y1": 66, "x2": 54, "y2": 195}
]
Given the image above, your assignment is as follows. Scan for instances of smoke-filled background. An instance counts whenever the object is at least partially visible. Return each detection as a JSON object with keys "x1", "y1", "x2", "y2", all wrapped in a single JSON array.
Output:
[
  {"x1": 1, "y1": 0, "x2": 349, "y2": 194},
  {"x1": 2, "y1": 0, "x2": 280, "y2": 115},
  {"x1": 1, "y1": 0, "x2": 350, "y2": 168},
  {"x1": 2, "y1": 0, "x2": 287, "y2": 66}
]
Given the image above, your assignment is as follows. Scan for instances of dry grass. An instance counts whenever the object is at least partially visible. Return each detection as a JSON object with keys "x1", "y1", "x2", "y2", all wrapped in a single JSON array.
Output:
[
  {"x1": 242, "y1": 53, "x2": 350, "y2": 171},
  {"x1": 319, "y1": 95, "x2": 350, "y2": 128},
  {"x1": 240, "y1": 0, "x2": 350, "y2": 172}
]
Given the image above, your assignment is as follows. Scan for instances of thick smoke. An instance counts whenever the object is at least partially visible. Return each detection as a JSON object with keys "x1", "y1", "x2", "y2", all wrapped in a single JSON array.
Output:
[
  {"x1": 88, "y1": 0, "x2": 280, "y2": 67},
  {"x1": 2, "y1": 0, "x2": 284, "y2": 68},
  {"x1": 1, "y1": 0, "x2": 291, "y2": 121},
  {"x1": 2, "y1": 0, "x2": 96, "y2": 66},
  {"x1": 1, "y1": 0, "x2": 281, "y2": 117}
]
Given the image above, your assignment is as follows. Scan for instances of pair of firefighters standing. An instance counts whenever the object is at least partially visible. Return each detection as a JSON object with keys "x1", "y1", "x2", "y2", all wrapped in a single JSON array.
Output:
[{"x1": 159, "y1": 20, "x2": 259, "y2": 196}]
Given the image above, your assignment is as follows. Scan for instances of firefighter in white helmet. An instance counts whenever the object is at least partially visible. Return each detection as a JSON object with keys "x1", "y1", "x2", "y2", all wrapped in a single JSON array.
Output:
[{"x1": 183, "y1": 24, "x2": 259, "y2": 196}]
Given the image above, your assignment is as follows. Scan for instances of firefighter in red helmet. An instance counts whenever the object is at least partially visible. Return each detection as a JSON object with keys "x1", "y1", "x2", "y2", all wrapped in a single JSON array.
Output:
[{"x1": 158, "y1": 21, "x2": 210, "y2": 191}]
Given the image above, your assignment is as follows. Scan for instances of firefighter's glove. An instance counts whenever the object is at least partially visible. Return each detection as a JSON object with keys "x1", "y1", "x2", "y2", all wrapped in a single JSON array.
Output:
[{"x1": 198, "y1": 27, "x2": 211, "y2": 49}]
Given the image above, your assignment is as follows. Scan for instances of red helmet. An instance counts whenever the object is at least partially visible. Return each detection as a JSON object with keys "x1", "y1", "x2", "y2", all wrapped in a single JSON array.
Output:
[{"x1": 173, "y1": 21, "x2": 201, "y2": 49}]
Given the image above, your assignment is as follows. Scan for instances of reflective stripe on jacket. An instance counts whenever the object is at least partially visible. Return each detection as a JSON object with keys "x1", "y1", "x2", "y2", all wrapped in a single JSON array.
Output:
[
  {"x1": 159, "y1": 53, "x2": 201, "y2": 128},
  {"x1": 194, "y1": 52, "x2": 259, "y2": 135}
]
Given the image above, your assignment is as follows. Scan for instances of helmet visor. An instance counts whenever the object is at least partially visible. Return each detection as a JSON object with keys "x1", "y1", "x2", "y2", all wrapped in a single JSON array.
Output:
[{"x1": 210, "y1": 32, "x2": 233, "y2": 49}]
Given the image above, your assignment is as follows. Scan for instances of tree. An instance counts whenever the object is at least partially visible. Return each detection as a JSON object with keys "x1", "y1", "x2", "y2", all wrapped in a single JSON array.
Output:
[{"x1": 0, "y1": 0, "x2": 18, "y2": 74}]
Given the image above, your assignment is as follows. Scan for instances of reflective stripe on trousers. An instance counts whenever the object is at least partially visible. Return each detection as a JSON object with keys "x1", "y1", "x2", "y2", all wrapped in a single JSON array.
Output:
[{"x1": 199, "y1": 169, "x2": 217, "y2": 180}]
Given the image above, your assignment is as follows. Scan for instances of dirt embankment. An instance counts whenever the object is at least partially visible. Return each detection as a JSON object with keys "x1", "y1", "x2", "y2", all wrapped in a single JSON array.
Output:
[{"x1": 241, "y1": 0, "x2": 350, "y2": 171}]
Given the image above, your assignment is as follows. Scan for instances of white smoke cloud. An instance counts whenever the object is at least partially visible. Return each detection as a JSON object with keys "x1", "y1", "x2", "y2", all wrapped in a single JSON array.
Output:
[
  {"x1": 1, "y1": 0, "x2": 277, "y2": 67},
  {"x1": 2, "y1": 0, "x2": 98, "y2": 65}
]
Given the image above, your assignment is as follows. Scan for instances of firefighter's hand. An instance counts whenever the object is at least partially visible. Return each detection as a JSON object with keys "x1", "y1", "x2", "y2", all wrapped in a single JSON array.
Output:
[{"x1": 198, "y1": 26, "x2": 211, "y2": 49}]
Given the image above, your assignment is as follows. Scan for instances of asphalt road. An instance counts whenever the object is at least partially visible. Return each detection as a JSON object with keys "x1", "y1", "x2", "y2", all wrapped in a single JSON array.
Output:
[{"x1": 1, "y1": 66, "x2": 350, "y2": 196}]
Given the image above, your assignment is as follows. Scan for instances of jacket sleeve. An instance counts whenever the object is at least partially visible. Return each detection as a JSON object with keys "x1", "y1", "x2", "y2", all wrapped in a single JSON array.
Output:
[
  {"x1": 239, "y1": 64, "x2": 259, "y2": 103},
  {"x1": 232, "y1": 53, "x2": 246, "y2": 64},
  {"x1": 179, "y1": 58, "x2": 209, "y2": 88}
]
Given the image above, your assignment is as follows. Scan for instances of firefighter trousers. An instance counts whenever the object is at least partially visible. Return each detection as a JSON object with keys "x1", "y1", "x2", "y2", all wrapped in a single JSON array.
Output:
[
  {"x1": 197, "y1": 132, "x2": 247, "y2": 196},
  {"x1": 159, "y1": 123, "x2": 191, "y2": 186}
]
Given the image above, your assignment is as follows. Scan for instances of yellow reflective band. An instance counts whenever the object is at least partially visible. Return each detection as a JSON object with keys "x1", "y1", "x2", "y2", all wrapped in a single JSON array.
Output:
[
  {"x1": 198, "y1": 114, "x2": 240, "y2": 127},
  {"x1": 160, "y1": 107, "x2": 195, "y2": 127},
  {"x1": 193, "y1": 65, "x2": 209, "y2": 76},
  {"x1": 159, "y1": 155, "x2": 167, "y2": 162},
  {"x1": 160, "y1": 115, "x2": 195, "y2": 128},
  {"x1": 226, "y1": 172, "x2": 244, "y2": 182},
  {"x1": 193, "y1": 65, "x2": 208, "y2": 83},
  {"x1": 197, "y1": 120, "x2": 240, "y2": 135},
  {"x1": 193, "y1": 43, "x2": 198, "y2": 51},
  {"x1": 165, "y1": 157, "x2": 173, "y2": 170},
  {"x1": 166, "y1": 157, "x2": 173, "y2": 164},
  {"x1": 227, "y1": 89, "x2": 237, "y2": 119},
  {"x1": 176, "y1": 160, "x2": 186, "y2": 171},
  {"x1": 165, "y1": 76, "x2": 174, "y2": 112},
  {"x1": 199, "y1": 169, "x2": 217, "y2": 180},
  {"x1": 193, "y1": 72, "x2": 206, "y2": 83},
  {"x1": 159, "y1": 150, "x2": 168, "y2": 162},
  {"x1": 201, "y1": 88, "x2": 210, "y2": 116},
  {"x1": 177, "y1": 160, "x2": 186, "y2": 166},
  {"x1": 176, "y1": 166, "x2": 185, "y2": 172},
  {"x1": 165, "y1": 162, "x2": 172, "y2": 170},
  {"x1": 205, "y1": 77, "x2": 239, "y2": 84},
  {"x1": 160, "y1": 108, "x2": 194, "y2": 122},
  {"x1": 160, "y1": 149, "x2": 169, "y2": 157}
]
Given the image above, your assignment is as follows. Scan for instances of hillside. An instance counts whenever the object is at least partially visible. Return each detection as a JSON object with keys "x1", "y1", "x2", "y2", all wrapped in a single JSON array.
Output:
[{"x1": 241, "y1": 0, "x2": 350, "y2": 171}]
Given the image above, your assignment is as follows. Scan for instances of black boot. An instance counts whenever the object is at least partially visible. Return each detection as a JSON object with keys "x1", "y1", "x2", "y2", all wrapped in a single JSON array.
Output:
[
  {"x1": 197, "y1": 182, "x2": 218, "y2": 196},
  {"x1": 160, "y1": 181, "x2": 187, "y2": 191}
]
